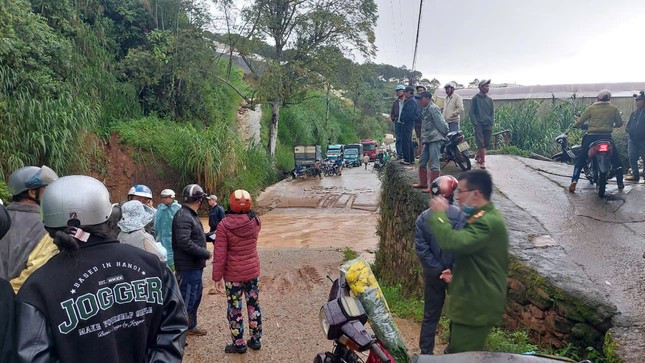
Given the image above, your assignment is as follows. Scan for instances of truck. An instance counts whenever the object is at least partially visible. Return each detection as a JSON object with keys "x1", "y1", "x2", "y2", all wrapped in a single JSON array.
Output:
[
  {"x1": 326, "y1": 144, "x2": 344, "y2": 160},
  {"x1": 343, "y1": 144, "x2": 363, "y2": 167},
  {"x1": 291, "y1": 145, "x2": 323, "y2": 179},
  {"x1": 360, "y1": 139, "x2": 378, "y2": 161}
]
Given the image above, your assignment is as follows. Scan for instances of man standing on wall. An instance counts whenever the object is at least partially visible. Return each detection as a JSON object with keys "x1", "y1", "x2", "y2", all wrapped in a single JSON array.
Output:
[
  {"x1": 412, "y1": 91, "x2": 449, "y2": 190},
  {"x1": 390, "y1": 84, "x2": 406, "y2": 159},
  {"x1": 428, "y1": 170, "x2": 509, "y2": 353},
  {"x1": 469, "y1": 79, "x2": 494, "y2": 169},
  {"x1": 443, "y1": 82, "x2": 464, "y2": 132},
  {"x1": 400, "y1": 86, "x2": 421, "y2": 165}
]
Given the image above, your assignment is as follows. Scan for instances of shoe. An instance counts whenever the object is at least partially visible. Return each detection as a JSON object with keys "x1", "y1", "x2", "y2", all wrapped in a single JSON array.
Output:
[
  {"x1": 247, "y1": 338, "x2": 261, "y2": 350},
  {"x1": 568, "y1": 181, "x2": 577, "y2": 193},
  {"x1": 618, "y1": 181, "x2": 625, "y2": 189},
  {"x1": 224, "y1": 344, "x2": 247, "y2": 354},
  {"x1": 188, "y1": 327, "x2": 208, "y2": 336},
  {"x1": 625, "y1": 175, "x2": 639, "y2": 182}
]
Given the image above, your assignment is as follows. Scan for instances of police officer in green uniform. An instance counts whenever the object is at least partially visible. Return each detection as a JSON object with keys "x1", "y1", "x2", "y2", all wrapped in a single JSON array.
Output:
[{"x1": 427, "y1": 169, "x2": 509, "y2": 353}]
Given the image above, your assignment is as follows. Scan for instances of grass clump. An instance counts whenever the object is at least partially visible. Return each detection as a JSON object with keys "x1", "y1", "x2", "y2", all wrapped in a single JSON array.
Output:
[
  {"x1": 380, "y1": 283, "x2": 425, "y2": 323},
  {"x1": 342, "y1": 247, "x2": 359, "y2": 262}
]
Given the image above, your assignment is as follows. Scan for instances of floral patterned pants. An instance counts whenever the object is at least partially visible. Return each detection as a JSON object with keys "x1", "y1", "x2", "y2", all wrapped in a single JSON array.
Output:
[{"x1": 225, "y1": 278, "x2": 262, "y2": 346}]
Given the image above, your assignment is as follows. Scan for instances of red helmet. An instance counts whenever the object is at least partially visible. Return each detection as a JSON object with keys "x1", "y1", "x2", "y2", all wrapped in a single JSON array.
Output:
[
  {"x1": 230, "y1": 189, "x2": 252, "y2": 213},
  {"x1": 431, "y1": 175, "x2": 459, "y2": 201}
]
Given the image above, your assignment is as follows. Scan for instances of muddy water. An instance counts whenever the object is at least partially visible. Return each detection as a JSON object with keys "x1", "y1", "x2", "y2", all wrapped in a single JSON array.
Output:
[{"x1": 255, "y1": 165, "x2": 382, "y2": 254}]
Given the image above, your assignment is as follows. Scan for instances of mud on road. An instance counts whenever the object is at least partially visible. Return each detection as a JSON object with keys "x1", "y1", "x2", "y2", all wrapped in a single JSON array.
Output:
[{"x1": 186, "y1": 166, "x2": 424, "y2": 361}]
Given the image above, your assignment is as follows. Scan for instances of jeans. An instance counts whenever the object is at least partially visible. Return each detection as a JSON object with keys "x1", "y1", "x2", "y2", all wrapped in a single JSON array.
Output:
[
  {"x1": 177, "y1": 269, "x2": 204, "y2": 329},
  {"x1": 448, "y1": 122, "x2": 460, "y2": 133},
  {"x1": 394, "y1": 122, "x2": 403, "y2": 157},
  {"x1": 419, "y1": 141, "x2": 442, "y2": 171},
  {"x1": 571, "y1": 134, "x2": 623, "y2": 183},
  {"x1": 401, "y1": 122, "x2": 415, "y2": 163},
  {"x1": 628, "y1": 136, "x2": 645, "y2": 178},
  {"x1": 419, "y1": 269, "x2": 448, "y2": 354}
]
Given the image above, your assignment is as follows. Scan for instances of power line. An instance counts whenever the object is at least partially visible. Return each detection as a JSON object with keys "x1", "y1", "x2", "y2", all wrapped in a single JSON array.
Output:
[{"x1": 411, "y1": 0, "x2": 423, "y2": 79}]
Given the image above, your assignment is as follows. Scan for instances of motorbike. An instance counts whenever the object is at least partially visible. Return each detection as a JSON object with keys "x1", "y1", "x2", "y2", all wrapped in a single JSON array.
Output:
[
  {"x1": 290, "y1": 165, "x2": 323, "y2": 180},
  {"x1": 551, "y1": 131, "x2": 593, "y2": 179},
  {"x1": 315, "y1": 274, "x2": 391, "y2": 363},
  {"x1": 441, "y1": 131, "x2": 471, "y2": 171},
  {"x1": 587, "y1": 138, "x2": 619, "y2": 197}
]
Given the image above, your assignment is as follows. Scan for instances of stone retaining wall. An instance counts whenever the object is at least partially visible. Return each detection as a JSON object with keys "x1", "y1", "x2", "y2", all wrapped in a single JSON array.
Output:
[{"x1": 374, "y1": 162, "x2": 619, "y2": 359}]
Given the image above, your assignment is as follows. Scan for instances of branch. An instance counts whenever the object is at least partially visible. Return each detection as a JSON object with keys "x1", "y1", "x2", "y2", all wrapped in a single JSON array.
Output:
[{"x1": 214, "y1": 75, "x2": 254, "y2": 106}]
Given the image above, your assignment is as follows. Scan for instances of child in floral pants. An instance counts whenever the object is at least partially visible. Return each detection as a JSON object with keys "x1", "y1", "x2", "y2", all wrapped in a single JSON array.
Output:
[{"x1": 226, "y1": 278, "x2": 262, "y2": 351}]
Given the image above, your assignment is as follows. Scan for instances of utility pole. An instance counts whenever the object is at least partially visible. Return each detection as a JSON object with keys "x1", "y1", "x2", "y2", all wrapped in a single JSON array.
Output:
[{"x1": 411, "y1": 0, "x2": 424, "y2": 85}]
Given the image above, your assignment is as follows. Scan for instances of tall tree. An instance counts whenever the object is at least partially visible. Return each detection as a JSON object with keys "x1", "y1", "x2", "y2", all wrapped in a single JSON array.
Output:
[{"x1": 237, "y1": 0, "x2": 378, "y2": 157}]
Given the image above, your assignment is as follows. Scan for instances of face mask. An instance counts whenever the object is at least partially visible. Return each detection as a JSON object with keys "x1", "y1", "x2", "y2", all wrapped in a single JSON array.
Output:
[{"x1": 462, "y1": 204, "x2": 477, "y2": 216}]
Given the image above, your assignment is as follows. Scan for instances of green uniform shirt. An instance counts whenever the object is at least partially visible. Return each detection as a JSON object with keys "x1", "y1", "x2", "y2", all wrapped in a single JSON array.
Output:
[
  {"x1": 575, "y1": 101, "x2": 623, "y2": 135},
  {"x1": 427, "y1": 202, "x2": 509, "y2": 326}
]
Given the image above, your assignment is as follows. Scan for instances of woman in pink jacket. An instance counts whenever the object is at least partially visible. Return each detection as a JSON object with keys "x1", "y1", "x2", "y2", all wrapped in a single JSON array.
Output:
[{"x1": 212, "y1": 189, "x2": 262, "y2": 354}]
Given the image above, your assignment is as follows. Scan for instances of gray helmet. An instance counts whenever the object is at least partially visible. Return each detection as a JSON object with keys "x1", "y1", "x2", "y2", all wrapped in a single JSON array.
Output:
[
  {"x1": 182, "y1": 184, "x2": 206, "y2": 203},
  {"x1": 41, "y1": 175, "x2": 112, "y2": 228},
  {"x1": 8, "y1": 165, "x2": 59, "y2": 196}
]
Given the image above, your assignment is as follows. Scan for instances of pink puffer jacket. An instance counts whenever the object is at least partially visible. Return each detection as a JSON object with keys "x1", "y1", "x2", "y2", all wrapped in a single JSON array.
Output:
[{"x1": 212, "y1": 213, "x2": 261, "y2": 282}]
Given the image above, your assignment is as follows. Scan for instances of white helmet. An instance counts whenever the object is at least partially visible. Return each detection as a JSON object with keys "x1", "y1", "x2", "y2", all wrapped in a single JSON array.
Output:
[
  {"x1": 41, "y1": 176, "x2": 112, "y2": 228},
  {"x1": 128, "y1": 184, "x2": 153, "y2": 199}
]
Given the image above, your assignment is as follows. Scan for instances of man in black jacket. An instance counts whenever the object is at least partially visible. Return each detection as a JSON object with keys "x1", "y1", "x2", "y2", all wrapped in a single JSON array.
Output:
[
  {"x1": 172, "y1": 184, "x2": 211, "y2": 336},
  {"x1": 400, "y1": 86, "x2": 421, "y2": 165},
  {"x1": 0, "y1": 200, "x2": 15, "y2": 363},
  {"x1": 626, "y1": 91, "x2": 645, "y2": 182},
  {"x1": 15, "y1": 175, "x2": 187, "y2": 363}
]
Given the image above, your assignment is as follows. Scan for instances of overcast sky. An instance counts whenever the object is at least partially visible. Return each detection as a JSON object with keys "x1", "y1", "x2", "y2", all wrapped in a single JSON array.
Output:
[{"x1": 373, "y1": 0, "x2": 645, "y2": 86}]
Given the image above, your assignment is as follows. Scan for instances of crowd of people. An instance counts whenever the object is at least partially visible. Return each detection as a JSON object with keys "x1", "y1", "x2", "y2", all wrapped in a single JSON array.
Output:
[
  {"x1": 0, "y1": 167, "x2": 263, "y2": 361},
  {"x1": 390, "y1": 80, "x2": 492, "y2": 191}
]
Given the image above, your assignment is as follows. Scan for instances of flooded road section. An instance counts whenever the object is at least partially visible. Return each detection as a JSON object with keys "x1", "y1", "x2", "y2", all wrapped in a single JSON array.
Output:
[{"x1": 256, "y1": 165, "x2": 381, "y2": 253}]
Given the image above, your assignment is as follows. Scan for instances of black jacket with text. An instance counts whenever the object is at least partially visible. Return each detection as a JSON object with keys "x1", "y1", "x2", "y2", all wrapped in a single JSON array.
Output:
[{"x1": 15, "y1": 234, "x2": 187, "y2": 363}]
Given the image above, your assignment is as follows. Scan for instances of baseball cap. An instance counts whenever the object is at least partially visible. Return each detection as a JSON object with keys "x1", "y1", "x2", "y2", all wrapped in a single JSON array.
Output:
[
  {"x1": 478, "y1": 79, "x2": 491, "y2": 87},
  {"x1": 635, "y1": 91, "x2": 645, "y2": 101},
  {"x1": 395, "y1": 84, "x2": 405, "y2": 91},
  {"x1": 444, "y1": 82, "x2": 457, "y2": 89},
  {"x1": 206, "y1": 194, "x2": 218, "y2": 201},
  {"x1": 597, "y1": 89, "x2": 611, "y2": 100},
  {"x1": 160, "y1": 189, "x2": 175, "y2": 198}
]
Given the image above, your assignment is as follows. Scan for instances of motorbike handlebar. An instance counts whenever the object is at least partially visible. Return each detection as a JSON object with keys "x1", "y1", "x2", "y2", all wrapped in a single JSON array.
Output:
[{"x1": 370, "y1": 342, "x2": 391, "y2": 363}]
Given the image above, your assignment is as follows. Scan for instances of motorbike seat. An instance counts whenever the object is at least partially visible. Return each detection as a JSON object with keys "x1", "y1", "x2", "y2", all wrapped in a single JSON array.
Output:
[{"x1": 446, "y1": 131, "x2": 462, "y2": 139}]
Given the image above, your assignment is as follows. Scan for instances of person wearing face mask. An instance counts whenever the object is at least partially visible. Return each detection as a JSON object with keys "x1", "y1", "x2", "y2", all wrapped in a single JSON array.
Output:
[{"x1": 427, "y1": 170, "x2": 509, "y2": 353}]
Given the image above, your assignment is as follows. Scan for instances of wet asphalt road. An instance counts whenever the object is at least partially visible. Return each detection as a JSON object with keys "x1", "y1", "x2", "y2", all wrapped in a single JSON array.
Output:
[{"x1": 485, "y1": 155, "x2": 645, "y2": 356}]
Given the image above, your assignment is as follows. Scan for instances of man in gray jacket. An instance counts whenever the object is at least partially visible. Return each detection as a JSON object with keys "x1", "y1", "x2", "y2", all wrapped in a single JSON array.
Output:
[
  {"x1": 412, "y1": 91, "x2": 449, "y2": 191},
  {"x1": 415, "y1": 176, "x2": 465, "y2": 354}
]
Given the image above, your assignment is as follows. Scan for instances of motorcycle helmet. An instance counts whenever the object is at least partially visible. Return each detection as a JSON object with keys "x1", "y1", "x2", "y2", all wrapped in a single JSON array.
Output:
[
  {"x1": 8, "y1": 165, "x2": 59, "y2": 197},
  {"x1": 182, "y1": 184, "x2": 206, "y2": 203},
  {"x1": 0, "y1": 200, "x2": 11, "y2": 240},
  {"x1": 128, "y1": 184, "x2": 153, "y2": 199},
  {"x1": 229, "y1": 189, "x2": 252, "y2": 213},
  {"x1": 41, "y1": 176, "x2": 113, "y2": 228},
  {"x1": 430, "y1": 175, "x2": 459, "y2": 203}
]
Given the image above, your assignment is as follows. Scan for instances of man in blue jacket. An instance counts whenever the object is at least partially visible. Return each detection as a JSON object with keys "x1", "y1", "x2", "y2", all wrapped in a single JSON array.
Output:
[
  {"x1": 415, "y1": 176, "x2": 465, "y2": 354},
  {"x1": 400, "y1": 86, "x2": 421, "y2": 165}
]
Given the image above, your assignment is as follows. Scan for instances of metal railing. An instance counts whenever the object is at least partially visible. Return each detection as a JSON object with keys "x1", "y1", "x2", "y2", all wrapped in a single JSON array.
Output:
[{"x1": 466, "y1": 129, "x2": 511, "y2": 150}]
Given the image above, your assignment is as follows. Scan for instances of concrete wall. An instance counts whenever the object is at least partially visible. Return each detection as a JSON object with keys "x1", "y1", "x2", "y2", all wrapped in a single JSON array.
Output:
[{"x1": 374, "y1": 162, "x2": 619, "y2": 359}]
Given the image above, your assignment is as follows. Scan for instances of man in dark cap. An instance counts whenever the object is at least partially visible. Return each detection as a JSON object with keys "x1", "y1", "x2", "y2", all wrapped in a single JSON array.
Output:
[
  {"x1": 469, "y1": 79, "x2": 494, "y2": 169},
  {"x1": 400, "y1": 86, "x2": 421, "y2": 165},
  {"x1": 626, "y1": 91, "x2": 645, "y2": 182}
]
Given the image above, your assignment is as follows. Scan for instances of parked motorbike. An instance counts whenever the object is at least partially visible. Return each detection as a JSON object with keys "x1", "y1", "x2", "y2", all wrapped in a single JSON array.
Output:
[
  {"x1": 315, "y1": 274, "x2": 391, "y2": 363},
  {"x1": 441, "y1": 131, "x2": 471, "y2": 171}
]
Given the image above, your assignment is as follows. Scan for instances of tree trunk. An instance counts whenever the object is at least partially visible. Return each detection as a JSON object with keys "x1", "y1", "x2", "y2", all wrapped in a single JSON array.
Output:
[{"x1": 268, "y1": 101, "x2": 281, "y2": 158}]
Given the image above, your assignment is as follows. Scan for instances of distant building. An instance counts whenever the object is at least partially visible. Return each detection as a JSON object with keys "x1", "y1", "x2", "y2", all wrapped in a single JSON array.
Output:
[{"x1": 434, "y1": 82, "x2": 645, "y2": 117}]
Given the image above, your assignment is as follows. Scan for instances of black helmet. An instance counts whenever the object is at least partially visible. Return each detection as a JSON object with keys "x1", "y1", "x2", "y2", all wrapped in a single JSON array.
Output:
[
  {"x1": 0, "y1": 200, "x2": 11, "y2": 240},
  {"x1": 182, "y1": 184, "x2": 206, "y2": 203}
]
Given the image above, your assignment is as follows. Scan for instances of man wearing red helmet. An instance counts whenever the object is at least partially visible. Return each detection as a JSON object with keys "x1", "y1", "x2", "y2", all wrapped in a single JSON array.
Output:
[
  {"x1": 415, "y1": 176, "x2": 466, "y2": 354},
  {"x1": 212, "y1": 190, "x2": 263, "y2": 354}
]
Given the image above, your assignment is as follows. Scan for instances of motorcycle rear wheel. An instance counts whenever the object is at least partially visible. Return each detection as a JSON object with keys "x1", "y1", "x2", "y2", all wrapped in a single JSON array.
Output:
[
  {"x1": 596, "y1": 172, "x2": 607, "y2": 197},
  {"x1": 455, "y1": 151, "x2": 472, "y2": 171}
]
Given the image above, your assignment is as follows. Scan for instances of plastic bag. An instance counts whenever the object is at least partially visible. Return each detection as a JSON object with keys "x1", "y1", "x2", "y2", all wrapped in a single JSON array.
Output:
[{"x1": 341, "y1": 258, "x2": 409, "y2": 362}]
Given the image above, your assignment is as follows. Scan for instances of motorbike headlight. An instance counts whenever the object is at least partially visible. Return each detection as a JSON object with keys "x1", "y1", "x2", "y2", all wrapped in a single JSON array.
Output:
[{"x1": 319, "y1": 307, "x2": 330, "y2": 337}]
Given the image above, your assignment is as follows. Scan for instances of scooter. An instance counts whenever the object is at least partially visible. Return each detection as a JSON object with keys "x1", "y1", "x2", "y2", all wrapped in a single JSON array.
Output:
[
  {"x1": 315, "y1": 274, "x2": 391, "y2": 363},
  {"x1": 441, "y1": 131, "x2": 471, "y2": 171}
]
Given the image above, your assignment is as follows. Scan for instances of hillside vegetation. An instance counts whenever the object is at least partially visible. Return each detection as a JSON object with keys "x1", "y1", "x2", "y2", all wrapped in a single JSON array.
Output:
[{"x1": 0, "y1": 0, "x2": 404, "y2": 199}]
